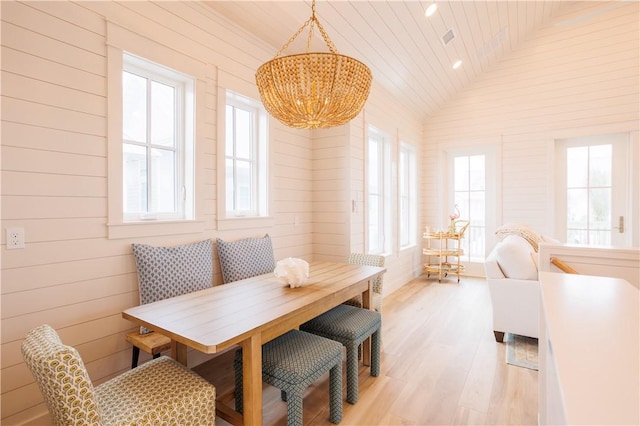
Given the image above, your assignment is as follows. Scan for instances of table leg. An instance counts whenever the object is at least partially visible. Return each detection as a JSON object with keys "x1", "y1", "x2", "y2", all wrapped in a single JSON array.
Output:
[
  {"x1": 171, "y1": 341, "x2": 188, "y2": 366},
  {"x1": 242, "y1": 334, "x2": 263, "y2": 426}
]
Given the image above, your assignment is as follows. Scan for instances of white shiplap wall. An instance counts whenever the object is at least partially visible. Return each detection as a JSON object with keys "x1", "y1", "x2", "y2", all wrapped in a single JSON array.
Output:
[
  {"x1": 0, "y1": 1, "x2": 311, "y2": 423},
  {"x1": 356, "y1": 84, "x2": 424, "y2": 296},
  {"x1": 0, "y1": 1, "x2": 424, "y2": 424},
  {"x1": 422, "y1": 2, "x2": 639, "y2": 246}
]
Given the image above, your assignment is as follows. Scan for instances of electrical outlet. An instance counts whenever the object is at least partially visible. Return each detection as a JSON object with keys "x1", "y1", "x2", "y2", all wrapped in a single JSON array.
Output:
[{"x1": 6, "y1": 227, "x2": 25, "y2": 250}]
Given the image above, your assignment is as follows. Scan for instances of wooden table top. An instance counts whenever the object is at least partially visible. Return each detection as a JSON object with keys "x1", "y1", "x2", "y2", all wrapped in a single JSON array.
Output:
[{"x1": 122, "y1": 261, "x2": 386, "y2": 355}]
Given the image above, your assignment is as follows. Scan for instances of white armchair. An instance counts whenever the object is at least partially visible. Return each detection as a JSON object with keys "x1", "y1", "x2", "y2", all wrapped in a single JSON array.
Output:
[{"x1": 484, "y1": 234, "x2": 540, "y2": 342}]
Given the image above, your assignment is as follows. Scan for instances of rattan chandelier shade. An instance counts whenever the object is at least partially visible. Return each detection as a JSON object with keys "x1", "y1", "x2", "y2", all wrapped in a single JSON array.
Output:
[{"x1": 255, "y1": 1, "x2": 372, "y2": 129}]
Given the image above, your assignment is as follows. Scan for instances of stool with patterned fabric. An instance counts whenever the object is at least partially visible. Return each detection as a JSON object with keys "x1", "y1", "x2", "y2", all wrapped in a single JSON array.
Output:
[
  {"x1": 343, "y1": 253, "x2": 385, "y2": 312},
  {"x1": 301, "y1": 304, "x2": 381, "y2": 404},
  {"x1": 22, "y1": 324, "x2": 216, "y2": 426},
  {"x1": 234, "y1": 329, "x2": 343, "y2": 426}
]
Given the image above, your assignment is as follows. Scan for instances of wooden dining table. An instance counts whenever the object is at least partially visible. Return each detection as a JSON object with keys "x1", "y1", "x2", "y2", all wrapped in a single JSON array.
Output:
[{"x1": 122, "y1": 261, "x2": 386, "y2": 426}]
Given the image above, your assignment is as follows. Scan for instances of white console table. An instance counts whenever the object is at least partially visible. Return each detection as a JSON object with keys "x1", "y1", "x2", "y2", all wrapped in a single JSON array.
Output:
[{"x1": 539, "y1": 272, "x2": 639, "y2": 425}]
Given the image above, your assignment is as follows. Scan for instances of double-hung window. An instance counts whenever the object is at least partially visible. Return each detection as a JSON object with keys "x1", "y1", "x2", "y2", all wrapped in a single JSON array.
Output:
[
  {"x1": 399, "y1": 143, "x2": 417, "y2": 248},
  {"x1": 121, "y1": 53, "x2": 194, "y2": 222},
  {"x1": 224, "y1": 91, "x2": 268, "y2": 218},
  {"x1": 367, "y1": 127, "x2": 392, "y2": 255}
]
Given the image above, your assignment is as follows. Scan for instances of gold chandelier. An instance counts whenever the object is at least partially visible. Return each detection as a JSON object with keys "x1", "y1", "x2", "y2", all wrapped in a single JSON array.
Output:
[{"x1": 255, "y1": 0, "x2": 372, "y2": 129}]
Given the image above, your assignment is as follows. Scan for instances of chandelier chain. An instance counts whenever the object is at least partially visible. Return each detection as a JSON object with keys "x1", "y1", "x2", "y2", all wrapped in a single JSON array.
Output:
[{"x1": 274, "y1": 0, "x2": 338, "y2": 58}]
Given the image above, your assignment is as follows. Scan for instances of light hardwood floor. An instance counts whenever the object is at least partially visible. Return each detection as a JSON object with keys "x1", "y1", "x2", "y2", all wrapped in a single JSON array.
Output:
[{"x1": 194, "y1": 275, "x2": 538, "y2": 425}]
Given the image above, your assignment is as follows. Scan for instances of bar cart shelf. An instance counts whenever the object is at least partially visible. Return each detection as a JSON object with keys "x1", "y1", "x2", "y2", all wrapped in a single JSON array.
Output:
[{"x1": 423, "y1": 220, "x2": 469, "y2": 283}]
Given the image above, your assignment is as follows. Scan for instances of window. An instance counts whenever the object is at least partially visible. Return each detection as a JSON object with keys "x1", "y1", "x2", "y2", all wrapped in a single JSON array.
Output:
[
  {"x1": 399, "y1": 143, "x2": 417, "y2": 248},
  {"x1": 122, "y1": 53, "x2": 194, "y2": 222},
  {"x1": 224, "y1": 91, "x2": 268, "y2": 218},
  {"x1": 367, "y1": 127, "x2": 392, "y2": 254},
  {"x1": 566, "y1": 145, "x2": 612, "y2": 245},
  {"x1": 452, "y1": 154, "x2": 486, "y2": 262},
  {"x1": 555, "y1": 133, "x2": 632, "y2": 247}
]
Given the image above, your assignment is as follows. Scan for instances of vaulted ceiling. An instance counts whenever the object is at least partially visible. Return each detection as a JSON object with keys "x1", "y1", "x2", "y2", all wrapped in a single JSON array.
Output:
[{"x1": 206, "y1": 1, "x2": 624, "y2": 119}]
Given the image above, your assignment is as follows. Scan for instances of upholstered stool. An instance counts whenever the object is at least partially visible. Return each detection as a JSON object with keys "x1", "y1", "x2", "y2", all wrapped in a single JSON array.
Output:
[
  {"x1": 234, "y1": 329, "x2": 343, "y2": 426},
  {"x1": 343, "y1": 253, "x2": 386, "y2": 312},
  {"x1": 301, "y1": 304, "x2": 381, "y2": 404}
]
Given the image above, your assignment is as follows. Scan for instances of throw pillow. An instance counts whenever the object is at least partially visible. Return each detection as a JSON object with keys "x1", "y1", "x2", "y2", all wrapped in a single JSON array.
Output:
[
  {"x1": 494, "y1": 235, "x2": 538, "y2": 280},
  {"x1": 132, "y1": 239, "x2": 213, "y2": 333},
  {"x1": 495, "y1": 223, "x2": 542, "y2": 252},
  {"x1": 217, "y1": 234, "x2": 276, "y2": 283}
]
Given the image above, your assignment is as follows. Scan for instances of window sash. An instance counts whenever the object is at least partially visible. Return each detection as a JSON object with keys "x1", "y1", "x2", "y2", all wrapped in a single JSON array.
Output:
[
  {"x1": 122, "y1": 54, "x2": 191, "y2": 222},
  {"x1": 453, "y1": 154, "x2": 486, "y2": 262},
  {"x1": 399, "y1": 144, "x2": 417, "y2": 248},
  {"x1": 224, "y1": 91, "x2": 268, "y2": 218},
  {"x1": 367, "y1": 129, "x2": 391, "y2": 255},
  {"x1": 225, "y1": 98, "x2": 260, "y2": 216}
]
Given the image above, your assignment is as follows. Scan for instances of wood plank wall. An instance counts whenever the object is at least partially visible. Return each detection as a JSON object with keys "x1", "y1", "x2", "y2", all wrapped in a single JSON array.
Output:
[
  {"x1": 0, "y1": 1, "x2": 423, "y2": 424},
  {"x1": 362, "y1": 84, "x2": 424, "y2": 295},
  {"x1": 421, "y1": 2, "x2": 640, "y2": 244}
]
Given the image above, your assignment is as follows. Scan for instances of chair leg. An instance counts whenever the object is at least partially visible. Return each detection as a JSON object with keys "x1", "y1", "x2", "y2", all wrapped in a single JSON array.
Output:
[
  {"x1": 346, "y1": 342, "x2": 359, "y2": 404},
  {"x1": 371, "y1": 329, "x2": 381, "y2": 377},
  {"x1": 329, "y1": 363, "x2": 343, "y2": 424},
  {"x1": 234, "y1": 353, "x2": 243, "y2": 414},
  {"x1": 131, "y1": 346, "x2": 140, "y2": 369},
  {"x1": 286, "y1": 387, "x2": 304, "y2": 426}
]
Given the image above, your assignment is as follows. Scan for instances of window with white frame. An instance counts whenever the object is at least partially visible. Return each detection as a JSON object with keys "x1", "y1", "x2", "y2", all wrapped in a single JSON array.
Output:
[
  {"x1": 399, "y1": 143, "x2": 417, "y2": 248},
  {"x1": 452, "y1": 154, "x2": 486, "y2": 262},
  {"x1": 555, "y1": 133, "x2": 631, "y2": 247},
  {"x1": 122, "y1": 53, "x2": 194, "y2": 222},
  {"x1": 224, "y1": 91, "x2": 268, "y2": 217},
  {"x1": 367, "y1": 127, "x2": 392, "y2": 255}
]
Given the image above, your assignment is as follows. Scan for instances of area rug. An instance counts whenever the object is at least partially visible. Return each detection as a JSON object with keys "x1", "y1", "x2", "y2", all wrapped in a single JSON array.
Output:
[{"x1": 505, "y1": 333, "x2": 538, "y2": 370}]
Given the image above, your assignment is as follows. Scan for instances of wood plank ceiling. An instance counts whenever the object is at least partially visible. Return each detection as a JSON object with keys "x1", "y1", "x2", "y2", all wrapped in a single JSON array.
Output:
[{"x1": 205, "y1": 1, "x2": 621, "y2": 119}]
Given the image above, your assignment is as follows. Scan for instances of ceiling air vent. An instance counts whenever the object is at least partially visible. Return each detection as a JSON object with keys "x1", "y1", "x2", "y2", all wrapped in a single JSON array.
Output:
[{"x1": 441, "y1": 28, "x2": 455, "y2": 46}]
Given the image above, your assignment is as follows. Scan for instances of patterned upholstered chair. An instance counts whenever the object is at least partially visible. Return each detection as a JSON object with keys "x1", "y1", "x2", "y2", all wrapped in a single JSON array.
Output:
[
  {"x1": 301, "y1": 304, "x2": 381, "y2": 404},
  {"x1": 129, "y1": 239, "x2": 213, "y2": 367},
  {"x1": 22, "y1": 324, "x2": 216, "y2": 426},
  {"x1": 343, "y1": 253, "x2": 385, "y2": 312},
  {"x1": 234, "y1": 330, "x2": 343, "y2": 426},
  {"x1": 216, "y1": 234, "x2": 276, "y2": 283}
]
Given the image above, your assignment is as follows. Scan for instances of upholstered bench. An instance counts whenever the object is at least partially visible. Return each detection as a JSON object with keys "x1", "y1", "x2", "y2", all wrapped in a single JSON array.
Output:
[
  {"x1": 129, "y1": 239, "x2": 213, "y2": 368},
  {"x1": 301, "y1": 304, "x2": 381, "y2": 404},
  {"x1": 234, "y1": 329, "x2": 343, "y2": 426}
]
